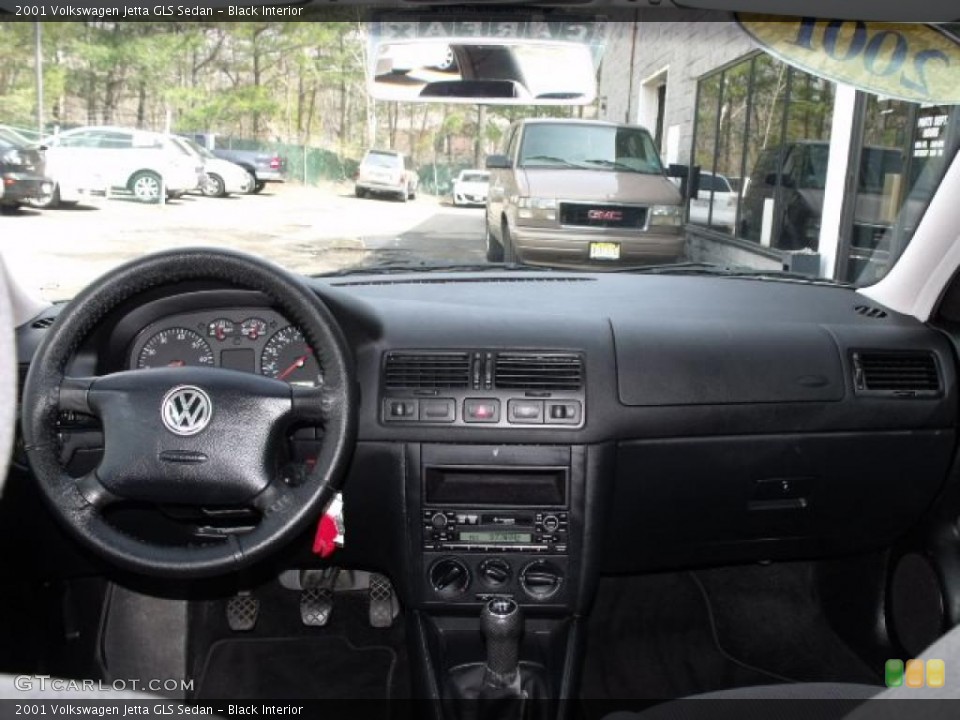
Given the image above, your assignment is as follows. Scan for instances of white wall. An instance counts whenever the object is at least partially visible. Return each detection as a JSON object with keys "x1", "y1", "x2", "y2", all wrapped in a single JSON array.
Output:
[{"x1": 599, "y1": 13, "x2": 756, "y2": 166}]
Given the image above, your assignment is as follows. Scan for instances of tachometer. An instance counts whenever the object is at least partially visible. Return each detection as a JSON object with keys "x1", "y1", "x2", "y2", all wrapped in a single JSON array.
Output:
[
  {"x1": 137, "y1": 328, "x2": 215, "y2": 369},
  {"x1": 261, "y1": 326, "x2": 321, "y2": 386}
]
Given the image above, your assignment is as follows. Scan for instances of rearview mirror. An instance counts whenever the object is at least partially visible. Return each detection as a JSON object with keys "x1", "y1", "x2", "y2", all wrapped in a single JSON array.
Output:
[
  {"x1": 486, "y1": 154, "x2": 512, "y2": 170},
  {"x1": 368, "y1": 17, "x2": 606, "y2": 105}
]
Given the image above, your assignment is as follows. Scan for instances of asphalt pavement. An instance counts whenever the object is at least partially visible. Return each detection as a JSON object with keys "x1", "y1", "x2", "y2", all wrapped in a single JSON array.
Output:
[{"x1": 0, "y1": 183, "x2": 487, "y2": 302}]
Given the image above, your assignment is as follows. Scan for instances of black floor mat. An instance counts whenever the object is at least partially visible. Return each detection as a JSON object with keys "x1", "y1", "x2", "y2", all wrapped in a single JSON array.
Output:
[
  {"x1": 581, "y1": 563, "x2": 881, "y2": 702},
  {"x1": 196, "y1": 635, "x2": 396, "y2": 699},
  {"x1": 189, "y1": 579, "x2": 409, "y2": 701}
]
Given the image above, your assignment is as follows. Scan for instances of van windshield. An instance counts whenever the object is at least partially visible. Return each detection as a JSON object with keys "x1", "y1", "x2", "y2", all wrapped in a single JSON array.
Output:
[
  {"x1": 364, "y1": 151, "x2": 402, "y2": 168},
  {"x1": 519, "y1": 124, "x2": 665, "y2": 175}
]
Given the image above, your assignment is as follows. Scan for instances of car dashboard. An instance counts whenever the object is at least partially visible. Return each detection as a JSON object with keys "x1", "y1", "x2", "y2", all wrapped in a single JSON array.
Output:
[{"x1": 12, "y1": 270, "x2": 958, "y2": 614}]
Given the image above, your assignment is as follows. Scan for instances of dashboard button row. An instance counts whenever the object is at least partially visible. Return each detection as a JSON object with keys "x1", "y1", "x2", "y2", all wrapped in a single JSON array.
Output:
[{"x1": 384, "y1": 397, "x2": 581, "y2": 425}]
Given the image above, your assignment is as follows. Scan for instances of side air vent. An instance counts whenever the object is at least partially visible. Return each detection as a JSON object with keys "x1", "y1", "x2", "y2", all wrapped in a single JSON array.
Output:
[
  {"x1": 494, "y1": 352, "x2": 583, "y2": 391},
  {"x1": 31, "y1": 316, "x2": 56, "y2": 329},
  {"x1": 853, "y1": 351, "x2": 941, "y2": 396},
  {"x1": 384, "y1": 351, "x2": 471, "y2": 389},
  {"x1": 854, "y1": 304, "x2": 888, "y2": 319}
]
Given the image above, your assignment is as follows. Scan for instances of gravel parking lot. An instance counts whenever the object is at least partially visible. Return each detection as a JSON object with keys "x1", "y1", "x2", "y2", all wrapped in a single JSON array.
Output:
[{"x1": 0, "y1": 183, "x2": 487, "y2": 302}]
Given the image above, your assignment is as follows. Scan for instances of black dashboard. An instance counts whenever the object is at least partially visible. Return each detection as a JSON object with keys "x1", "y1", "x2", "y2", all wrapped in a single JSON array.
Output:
[{"x1": 12, "y1": 270, "x2": 960, "y2": 609}]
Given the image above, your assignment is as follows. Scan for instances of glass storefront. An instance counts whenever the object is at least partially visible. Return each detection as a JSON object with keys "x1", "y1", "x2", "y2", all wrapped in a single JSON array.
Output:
[{"x1": 690, "y1": 51, "x2": 958, "y2": 286}]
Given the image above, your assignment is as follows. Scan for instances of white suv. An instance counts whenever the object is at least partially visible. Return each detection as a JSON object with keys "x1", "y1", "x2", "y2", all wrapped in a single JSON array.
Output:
[
  {"x1": 355, "y1": 149, "x2": 418, "y2": 202},
  {"x1": 41, "y1": 126, "x2": 202, "y2": 205}
]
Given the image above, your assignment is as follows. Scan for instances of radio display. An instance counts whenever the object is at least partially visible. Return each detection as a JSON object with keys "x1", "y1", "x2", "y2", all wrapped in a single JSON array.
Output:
[{"x1": 459, "y1": 531, "x2": 533, "y2": 544}]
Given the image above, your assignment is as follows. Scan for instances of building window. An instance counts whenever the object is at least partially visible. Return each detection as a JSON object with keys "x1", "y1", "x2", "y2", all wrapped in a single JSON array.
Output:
[
  {"x1": 692, "y1": 53, "x2": 835, "y2": 249},
  {"x1": 691, "y1": 49, "x2": 959, "y2": 286}
]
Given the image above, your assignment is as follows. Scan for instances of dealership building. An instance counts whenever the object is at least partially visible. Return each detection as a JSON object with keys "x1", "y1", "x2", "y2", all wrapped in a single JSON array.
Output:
[{"x1": 598, "y1": 15, "x2": 960, "y2": 286}]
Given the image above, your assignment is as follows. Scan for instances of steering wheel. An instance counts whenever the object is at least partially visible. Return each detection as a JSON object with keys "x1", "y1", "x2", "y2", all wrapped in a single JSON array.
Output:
[{"x1": 20, "y1": 249, "x2": 357, "y2": 578}]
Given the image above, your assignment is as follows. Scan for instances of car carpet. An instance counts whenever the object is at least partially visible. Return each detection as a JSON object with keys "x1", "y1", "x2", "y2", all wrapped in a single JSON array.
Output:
[
  {"x1": 580, "y1": 562, "x2": 880, "y2": 703},
  {"x1": 189, "y1": 580, "x2": 409, "y2": 702}
]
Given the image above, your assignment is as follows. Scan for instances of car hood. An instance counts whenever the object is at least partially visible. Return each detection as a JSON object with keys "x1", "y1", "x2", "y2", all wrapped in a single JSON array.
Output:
[
  {"x1": 520, "y1": 168, "x2": 682, "y2": 205},
  {"x1": 206, "y1": 157, "x2": 249, "y2": 177},
  {"x1": 455, "y1": 180, "x2": 489, "y2": 191}
]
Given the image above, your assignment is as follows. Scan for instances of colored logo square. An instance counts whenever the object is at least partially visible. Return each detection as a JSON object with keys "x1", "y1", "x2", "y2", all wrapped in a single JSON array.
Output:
[
  {"x1": 906, "y1": 659, "x2": 925, "y2": 688},
  {"x1": 885, "y1": 659, "x2": 904, "y2": 688},
  {"x1": 927, "y1": 659, "x2": 945, "y2": 688}
]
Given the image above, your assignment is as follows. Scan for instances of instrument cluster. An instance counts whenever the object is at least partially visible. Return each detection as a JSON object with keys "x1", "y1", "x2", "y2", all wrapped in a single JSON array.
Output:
[{"x1": 128, "y1": 307, "x2": 321, "y2": 387}]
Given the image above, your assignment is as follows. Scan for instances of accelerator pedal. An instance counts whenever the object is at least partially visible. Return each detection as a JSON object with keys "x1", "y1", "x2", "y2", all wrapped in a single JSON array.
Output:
[{"x1": 369, "y1": 573, "x2": 399, "y2": 628}]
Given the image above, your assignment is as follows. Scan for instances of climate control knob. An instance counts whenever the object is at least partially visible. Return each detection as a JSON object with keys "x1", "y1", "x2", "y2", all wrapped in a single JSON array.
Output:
[
  {"x1": 429, "y1": 558, "x2": 470, "y2": 599},
  {"x1": 478, "y1": 558, "x2": 512, "y2": 588},
  {"x1": 519, "y1": 560, "x2": 564, "y2": 601}
]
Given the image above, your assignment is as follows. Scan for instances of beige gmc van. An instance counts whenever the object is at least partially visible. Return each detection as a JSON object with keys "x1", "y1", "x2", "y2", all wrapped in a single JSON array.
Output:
[{"x1": 485, "y1": 119, "x2": 684, "y2": 267}]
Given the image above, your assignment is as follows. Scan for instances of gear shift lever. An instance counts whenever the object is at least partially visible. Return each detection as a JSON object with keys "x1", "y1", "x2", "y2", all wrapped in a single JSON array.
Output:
[{"x1": 480, "y1": 598, "x2": 522, "y2": 688}]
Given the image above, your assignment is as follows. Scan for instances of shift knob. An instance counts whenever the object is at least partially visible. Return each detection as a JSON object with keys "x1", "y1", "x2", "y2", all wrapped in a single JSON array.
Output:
[{"x1": 480, "y1": 598, "x2": 522, "y2": 680}]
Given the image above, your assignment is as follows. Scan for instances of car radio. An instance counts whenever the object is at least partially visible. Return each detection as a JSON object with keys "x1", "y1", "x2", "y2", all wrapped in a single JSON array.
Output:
[{"x1": 422, "y1": 509, "x2": 568, "y2": 553}]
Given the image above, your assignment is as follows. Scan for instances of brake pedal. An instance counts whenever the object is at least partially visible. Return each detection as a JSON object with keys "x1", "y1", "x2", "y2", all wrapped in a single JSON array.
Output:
[
  {"x1": 300, "y1": 567, "x2": 339, "y2": 627},
  {"x1": 226, "y1": 591, "x2": 259, "y2": 632},
  {"x1": 369, "y1": 573, "x2": 398, "y2": 628}
]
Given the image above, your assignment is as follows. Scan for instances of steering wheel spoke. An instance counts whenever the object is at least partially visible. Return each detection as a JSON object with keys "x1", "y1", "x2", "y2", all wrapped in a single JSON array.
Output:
[
  {"x1": 74, "y1": 470, "x2": 122, "y2": 509},
  {"x1": 290, "y1": 384, "x2": 329, "y2": 424},
  {"x1": 59, "y1": 376, "x2": 98, "y2": 415},
  {"x1": 249, "y1": 476, "x2": 300, "y2": 518}
]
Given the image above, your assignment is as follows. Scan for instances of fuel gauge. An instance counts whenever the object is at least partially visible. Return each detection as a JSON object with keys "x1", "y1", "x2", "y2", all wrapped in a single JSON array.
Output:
[
  {"x1": 241, "y1": 317, "x2": 268, "y2": 341},
  {"x1": 207, "y1": 318, "x2": 236, "y2": 341}
]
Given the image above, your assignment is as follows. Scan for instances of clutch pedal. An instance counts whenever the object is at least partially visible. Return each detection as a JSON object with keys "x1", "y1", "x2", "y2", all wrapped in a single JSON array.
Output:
[{"x1": 225, "y1": 591, "x2": 259, "y2": 632}]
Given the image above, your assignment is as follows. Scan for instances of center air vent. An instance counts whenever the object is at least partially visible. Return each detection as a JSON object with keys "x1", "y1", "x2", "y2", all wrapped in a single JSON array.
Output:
[
  {"x1": 384, "y1": 352, "x2": 471, "y2": 390},
  {"x1": 494, "y1": 352, "x2": 583, "y2": 391},
  {"x1": 853, "y1": 351, "x2": 941, "y2": 396}
]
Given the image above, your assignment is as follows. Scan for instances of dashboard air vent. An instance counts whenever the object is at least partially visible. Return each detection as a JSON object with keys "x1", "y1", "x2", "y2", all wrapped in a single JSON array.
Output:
[
  {"x1": 854, "y1": 304, "x2": 888, "y2": 319},
  {"x1": 494, "y1": 352, "x2": 583, "y2": 391},
  {"x1": 31, "y1": 316, "x2": 56, "y2": 329},
  {"x1": 384, "y1": 352, "x2": 471, "y2": 389},
  {"x1": 853, "y1": 351, "x2": 941, "y2": 396}
]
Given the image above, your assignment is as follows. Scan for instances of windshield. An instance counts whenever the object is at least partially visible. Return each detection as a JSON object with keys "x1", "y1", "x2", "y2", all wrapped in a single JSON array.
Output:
[
  {"x1": 363, "y1": 151, "x2": 402, "y2": 168},
  {"x1": 0, "y1": 16, "x2": 957, "y2": 300},
  {"x1": 519, "y1": 123, "x2": 665, "y2": 174}
]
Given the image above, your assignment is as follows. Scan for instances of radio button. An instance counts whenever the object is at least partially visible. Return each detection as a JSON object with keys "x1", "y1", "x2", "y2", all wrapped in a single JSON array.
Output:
[{"x1": 542, "y1": 515, "x2": 560, "y2": 533}]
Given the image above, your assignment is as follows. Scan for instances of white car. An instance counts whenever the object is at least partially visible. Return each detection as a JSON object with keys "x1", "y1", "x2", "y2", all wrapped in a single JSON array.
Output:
[
  {"x1": 355, "y1": 149, "x2": 419, "y2": 202},
  {"x1": 452, "y1": 170, "x2": 490, "y2": 207},
  {"x1": 40, "y1": 126, "x2": 202, "y2": 205},
  {"x1": 688, "y1": 171, "x2": 738, "y2": 229},
  {"x1": 172, "y1": 136, "x2": 253, "y2": 197}
]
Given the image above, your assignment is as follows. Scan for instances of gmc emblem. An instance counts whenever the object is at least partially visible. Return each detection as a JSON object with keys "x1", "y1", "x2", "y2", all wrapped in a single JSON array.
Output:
[{"x1": 587, "y1": 209, "x2": 623, "y2": 221}]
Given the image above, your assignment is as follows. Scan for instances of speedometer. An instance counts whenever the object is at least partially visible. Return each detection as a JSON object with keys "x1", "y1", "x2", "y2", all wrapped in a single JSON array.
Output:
[
  {"x1": 260, "y1": 326, "x2": 321, "y2": 386},
  {"x1": 137, "y1": 328, "x2": 215, "y2": 369}
]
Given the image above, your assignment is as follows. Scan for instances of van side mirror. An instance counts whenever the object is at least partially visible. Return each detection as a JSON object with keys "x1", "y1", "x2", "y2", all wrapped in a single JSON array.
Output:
[
  {"x1": 486, "y1": 154, "x2": 512, "y2": 170},
  {"x1": 668, "y1": 164, "x2": 700, "y2": 199}
]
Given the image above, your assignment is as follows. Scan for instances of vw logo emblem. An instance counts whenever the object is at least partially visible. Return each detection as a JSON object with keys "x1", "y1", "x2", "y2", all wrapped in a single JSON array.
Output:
[{"x1": 161, "y1": 386, "x2": 213, "y2": 436}]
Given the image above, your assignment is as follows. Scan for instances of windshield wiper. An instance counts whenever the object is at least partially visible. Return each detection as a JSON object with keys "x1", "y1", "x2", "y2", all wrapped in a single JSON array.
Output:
[
  {"x1": 580, "y1": 158, "x2": 653, "y2": 173},
  {"x1": 613, "y1": 261, "x2": 851, "y2": 286},
  {"x1": 521, "y1": 155, "x2": 580, "y2": 168},
  {"x1": 315, "y1": 260, "x2": 548, "y2": 278}
]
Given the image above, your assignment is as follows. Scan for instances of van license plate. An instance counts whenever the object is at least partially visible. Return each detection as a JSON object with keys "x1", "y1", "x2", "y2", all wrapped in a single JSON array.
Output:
[{"x1": 589, "y1": 242, "x2": 621, "y2": 260}]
